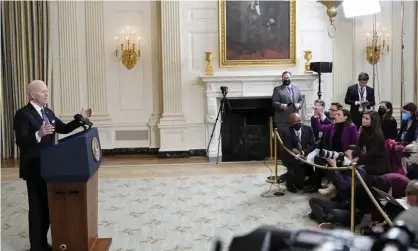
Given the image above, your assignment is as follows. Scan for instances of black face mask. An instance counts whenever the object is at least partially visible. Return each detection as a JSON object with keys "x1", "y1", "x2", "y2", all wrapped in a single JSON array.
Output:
[
  {"x1": 378, "y1": 107, "x2": 386, "y2": 115},
  {"x1": 291, "y1": 123, "x2": 302, "y2": 131},
  {"x1": 283, "y1": 79, "x2": 291, "y2": 85}
]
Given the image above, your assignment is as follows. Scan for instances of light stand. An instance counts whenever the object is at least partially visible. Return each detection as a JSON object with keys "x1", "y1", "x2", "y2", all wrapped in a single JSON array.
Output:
[
  {"x1": 400, "y1": 0, "x2": 405, "y2": 121},
  {"x1": 206, "y1": 86, "x2": 231, "y2": 164}
]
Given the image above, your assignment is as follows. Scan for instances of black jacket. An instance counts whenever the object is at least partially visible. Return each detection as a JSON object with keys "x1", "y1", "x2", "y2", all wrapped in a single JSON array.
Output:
[{"x1": 14, "y1": 103, "x2": 81, "y2": 180}]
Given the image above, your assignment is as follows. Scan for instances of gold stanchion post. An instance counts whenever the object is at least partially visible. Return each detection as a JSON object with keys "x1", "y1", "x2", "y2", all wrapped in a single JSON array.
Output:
[
  {"x1": 274, "y1": 128, "x2": 278, "y2": 180},
  {"x1": 350, "y1": 163, "x2": 356, "y2": 232},
  {"x1": 266, "y1": 128, "x2": 278, "y2": 184},
  {"x1": 269, "y1": 117, "x2": 273, "y2": 160}
]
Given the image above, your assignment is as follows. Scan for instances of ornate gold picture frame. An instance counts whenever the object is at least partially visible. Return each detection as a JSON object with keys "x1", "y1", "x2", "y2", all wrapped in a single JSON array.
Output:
[{"x1": 219, "y1": 0, "x2": 296, "y2": 67}]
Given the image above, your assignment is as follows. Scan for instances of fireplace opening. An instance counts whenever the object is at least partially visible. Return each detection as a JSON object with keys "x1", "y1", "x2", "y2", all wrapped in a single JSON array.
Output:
[{"x1": 221, "y1": 98, "x2": 273, "y2": 162}]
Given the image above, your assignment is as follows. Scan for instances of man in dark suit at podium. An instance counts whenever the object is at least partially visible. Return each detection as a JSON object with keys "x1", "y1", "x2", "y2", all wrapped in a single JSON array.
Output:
[
  {"x1": 13, "y1": 80, "x2": 92, "y2": 251},
  {"x1": 344, "y1": 72, "x2": 375, "y2": 128}
]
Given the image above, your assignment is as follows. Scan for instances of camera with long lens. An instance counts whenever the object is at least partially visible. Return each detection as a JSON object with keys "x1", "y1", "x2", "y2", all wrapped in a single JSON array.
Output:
[
  {"x1": 220, "y1": 86, "x2": 228, "y2": 96},
  {"x1": 215, "y1": 208, "x2": 418, "y2": 251},
  {"x1": 318, "y1": 149, "x2": 344, "y2": 160}
]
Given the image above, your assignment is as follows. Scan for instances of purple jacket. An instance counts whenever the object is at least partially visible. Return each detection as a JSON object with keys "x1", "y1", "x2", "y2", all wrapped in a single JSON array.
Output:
[{"x1": 312, "y1": 117, "x2": 359, "y2": 151}]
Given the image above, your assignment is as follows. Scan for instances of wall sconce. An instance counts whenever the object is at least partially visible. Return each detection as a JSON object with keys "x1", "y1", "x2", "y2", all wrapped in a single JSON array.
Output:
[
  {"x1": 115, "y1": 26, "x2": 141, "y2": 70},
  {"x1": 365, "y1": 25, "x2": 390, "y2": 65}
]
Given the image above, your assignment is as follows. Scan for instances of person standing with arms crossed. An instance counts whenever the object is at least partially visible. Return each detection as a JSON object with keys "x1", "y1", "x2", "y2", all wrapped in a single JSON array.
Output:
[
  {"x1": 14, "y1": 80, "x2": 92, "y2": 251},
  {"x1": 344, "y1": 72, "x2": 375, "y2": 129}
]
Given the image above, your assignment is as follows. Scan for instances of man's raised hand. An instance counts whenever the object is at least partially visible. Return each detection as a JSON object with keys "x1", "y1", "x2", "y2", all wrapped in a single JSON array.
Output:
[{"x1": 38, "y1": 122, "x2": 55, "y2": 137}]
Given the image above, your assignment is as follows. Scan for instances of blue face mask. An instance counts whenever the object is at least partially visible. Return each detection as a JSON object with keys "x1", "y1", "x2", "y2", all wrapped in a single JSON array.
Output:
[{"x1": 402, "y1": 112, "x2": 411, "y2": 121}]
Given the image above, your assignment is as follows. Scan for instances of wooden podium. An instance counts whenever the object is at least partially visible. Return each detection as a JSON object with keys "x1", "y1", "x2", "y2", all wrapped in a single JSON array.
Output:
[{"x1": 40, "y1": 128, "x2": 112, "y2": 251}]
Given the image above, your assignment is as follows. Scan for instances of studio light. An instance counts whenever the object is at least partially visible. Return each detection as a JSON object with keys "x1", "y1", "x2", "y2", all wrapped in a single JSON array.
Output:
[{"x1": 343, "y1": 0, "x2": 381, "y2": 18}]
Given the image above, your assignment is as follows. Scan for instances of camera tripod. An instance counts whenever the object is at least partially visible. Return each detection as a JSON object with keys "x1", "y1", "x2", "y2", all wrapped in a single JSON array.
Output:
[{"x1": 206, "y1": 92, "x2": 231, "y2": 164}]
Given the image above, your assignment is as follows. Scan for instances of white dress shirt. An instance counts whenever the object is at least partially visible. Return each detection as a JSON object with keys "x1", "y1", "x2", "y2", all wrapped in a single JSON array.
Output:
[{"x1": 31, "y1": 101, "x2": 45, "y2": 143}]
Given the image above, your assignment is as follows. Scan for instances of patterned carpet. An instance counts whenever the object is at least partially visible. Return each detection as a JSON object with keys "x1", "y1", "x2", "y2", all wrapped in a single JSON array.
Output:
[{"x1": 1, "y1": 173, "x2": 316, "y2": 251}]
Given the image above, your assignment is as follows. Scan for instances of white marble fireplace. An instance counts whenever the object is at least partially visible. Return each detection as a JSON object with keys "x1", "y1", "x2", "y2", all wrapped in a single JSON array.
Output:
[{"x1": 200, "y1": 73, "x2": 318, "y2": 161}]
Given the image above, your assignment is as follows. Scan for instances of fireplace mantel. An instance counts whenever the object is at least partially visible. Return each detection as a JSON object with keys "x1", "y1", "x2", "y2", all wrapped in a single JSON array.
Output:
[{"x1": 200, "y1": 73, "x2": 318, "y2": 161}]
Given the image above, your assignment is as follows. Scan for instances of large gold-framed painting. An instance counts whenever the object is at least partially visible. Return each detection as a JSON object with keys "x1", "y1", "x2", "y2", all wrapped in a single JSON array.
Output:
[{"x1": 219, "y1": 0, "x2": 296, "y2": 67}]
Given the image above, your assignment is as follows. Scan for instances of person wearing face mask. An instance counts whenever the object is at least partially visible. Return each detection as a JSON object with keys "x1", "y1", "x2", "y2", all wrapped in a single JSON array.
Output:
[
  {"x1": 403, "y1": 143, "x2": 418, "y2": 180},
  {"x1": 344, "y1": 72, "x2": 376, "y2": 129},
  {"x1": 272, "y1": 71, "x2": 304, "y2": 168},
  {"x1": 395, "y1": 102, "x2": 418, "y2": 144},
  {"x1": 272, "y1": 71, "x2": 304, "y2": 129},
  {"x1": 358, "y1": 111, "x2": 389, "y2": 176},
  {"x1": 378, "y1": 101, "x2": 398, "y2": 140},
  {"x1": 281, "y1": 113, "x2": 317, "y2": 192},
  {"x1": 308, "y1": 145, "x2": 370, "y2": 226}
]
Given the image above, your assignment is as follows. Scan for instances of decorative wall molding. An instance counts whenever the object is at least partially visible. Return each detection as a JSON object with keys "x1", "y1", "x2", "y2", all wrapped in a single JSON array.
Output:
[
  {"x1": 85, "y1": 1, "x2": 109, "y2": 120},
  {"x1": 332, "y1": 13, "x2": 355, "y2": 107},
  {"x1": 147, "y1": 1, "x2": 163, "y2": 149},
  {"x1": 53, "y1": 1, "x2": 83, "y2": 119},
  {"x1": 158, "y1": 0, "x2": 188, "y2": 152}
]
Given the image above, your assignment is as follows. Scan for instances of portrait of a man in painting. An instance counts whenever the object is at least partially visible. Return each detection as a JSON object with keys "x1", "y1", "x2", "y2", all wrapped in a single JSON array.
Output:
[{"x1": 219, "y1": 0, "x2": 296, "y2": 67}]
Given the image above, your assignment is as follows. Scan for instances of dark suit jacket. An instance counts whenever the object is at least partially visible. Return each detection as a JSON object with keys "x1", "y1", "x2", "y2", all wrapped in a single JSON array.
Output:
[
  {"x1": 311, "y1": 117, "x2": 359, "y2": 151},
  {"x1": 14, "y1": 103, "x2": 82, "y2": 180},
  {"x1": 395, "y1": 120, "x2": 418, "y2": 144},
  {"x1": 344, "y1": 84, "x2": 375, "y2": 112},
  {"x1": 358, "y1": 130, "x2": 389, "y2": 175},
  {"x1": 282, "y1": 124, "x2": 317, "y2": 165},
  {"x1": 272, "y1": 84, "x2": 304, "y2": 124}
]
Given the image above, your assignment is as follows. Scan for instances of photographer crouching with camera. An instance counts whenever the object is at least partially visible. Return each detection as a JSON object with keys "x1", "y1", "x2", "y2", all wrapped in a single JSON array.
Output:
[{"x1": 307, "y1": 145, "x2": 373, "y2": 228}]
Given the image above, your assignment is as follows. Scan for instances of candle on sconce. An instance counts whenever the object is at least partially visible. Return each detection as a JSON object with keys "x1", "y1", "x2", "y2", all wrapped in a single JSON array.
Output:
[{"x1": 115, "y1": 36, "x2": 118, "y2": 50}]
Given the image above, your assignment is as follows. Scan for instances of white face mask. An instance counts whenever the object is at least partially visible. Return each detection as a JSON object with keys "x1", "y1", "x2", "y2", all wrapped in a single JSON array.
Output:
[
  {"x1": 404, "y1": 153, "x2": 418, "y2": 165},
  {"x1": 343, "y1": 156, "x2": 352, "y2": 166}
]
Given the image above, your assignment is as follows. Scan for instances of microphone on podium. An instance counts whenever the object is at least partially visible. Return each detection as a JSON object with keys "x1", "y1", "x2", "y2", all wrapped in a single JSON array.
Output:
[{"x1": 74, "y1": 114, "x2": 93, "y2": 129}]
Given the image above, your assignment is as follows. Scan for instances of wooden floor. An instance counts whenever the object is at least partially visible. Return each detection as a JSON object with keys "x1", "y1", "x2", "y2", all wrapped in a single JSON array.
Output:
[{"x1": 1, "y1": 155, "x2": 273, "y2": 180}]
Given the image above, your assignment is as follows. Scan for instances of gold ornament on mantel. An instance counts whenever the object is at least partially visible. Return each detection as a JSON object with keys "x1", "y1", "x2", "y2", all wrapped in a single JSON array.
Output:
[
  {"x1": 317, "y1": 0, "x2": 343, "y2": 38},
  {"x1": 304, "y1": 50, "x2": 313, "y2": 73},
  {"x1": 204, "y1": 52, "x2": 214, "y2": 76}
]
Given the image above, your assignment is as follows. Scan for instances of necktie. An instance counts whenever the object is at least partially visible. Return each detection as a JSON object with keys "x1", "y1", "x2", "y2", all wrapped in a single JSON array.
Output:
[
  {"x1": 288, "y1": 87, "x2": 294, "y2": 103},
  {"x1": 41, "y1": 109, "x2": 50, "y2": 125},
  {"x1": 360, "y1": 87, "x2": 365, "y2": 101},
  {"x1": 295, "y1": 131, "x2": 301, "y2": 150}
]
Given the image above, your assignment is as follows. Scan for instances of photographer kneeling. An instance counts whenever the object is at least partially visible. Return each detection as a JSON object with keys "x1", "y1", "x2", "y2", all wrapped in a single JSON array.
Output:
[{"x1": 308, "y1": 145, "x2": 369, "y2": 227}]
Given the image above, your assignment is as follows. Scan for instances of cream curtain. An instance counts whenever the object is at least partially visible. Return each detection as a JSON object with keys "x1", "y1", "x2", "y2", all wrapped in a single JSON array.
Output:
[
  {"x1": 1, "y1": 1, "x2": 51, "y2": 159},
  {"x1": 415, "y1": 1, "x2": 418, "y2": 104}
]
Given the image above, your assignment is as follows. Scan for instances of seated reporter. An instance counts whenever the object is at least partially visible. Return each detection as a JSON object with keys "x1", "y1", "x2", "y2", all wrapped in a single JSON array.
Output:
[
  {"x1": 310, "y1": 99, "x2": 333, "y2": 141},
  {"x1": 395, "y1": 102, "x2": 417, "y2": 145},
  {"x1": 368, "y1": 179, "x2": 418, "y2": 231},
  {"x1": 378, "y1": 101, "x2": 398, "y2": 140},
  {"x1": 308, "y1": 145, "x2": 369, "y2": 225},
  {"x1": 358, "y1": 111, "x2": 389, "y2": 176},
  {"x1": 403, "y1": 143, "x2": 418, "y2": 180},
  {"x1": 310, "y1": 109, "x2": 359, "y2": 192},
  {"x1": 281, "y1": 113, "x2": 317, "y2": 193}
]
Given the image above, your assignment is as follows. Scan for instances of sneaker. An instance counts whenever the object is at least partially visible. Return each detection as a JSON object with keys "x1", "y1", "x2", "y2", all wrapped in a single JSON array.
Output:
[
  {"x1": 318, "y1": 184, "x2": 337, "y2": 196},
  {"x1": 319, "y1": 222, "x2": 335, "y2": 230}
]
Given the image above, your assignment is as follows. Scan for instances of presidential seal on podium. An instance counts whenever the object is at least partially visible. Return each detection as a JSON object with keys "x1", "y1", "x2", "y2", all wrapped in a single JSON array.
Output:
[{"x1": 91, "y1": 137, "x2": 101, "y2": 162}]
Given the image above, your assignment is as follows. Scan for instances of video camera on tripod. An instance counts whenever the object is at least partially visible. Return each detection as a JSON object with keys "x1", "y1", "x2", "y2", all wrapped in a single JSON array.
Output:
[
  {"x1": 206, "y1": 86, "x2": 231, "y2": 164},
  {"x1": 214, "y1": 208, "x2": 418, "y2": 251}
]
